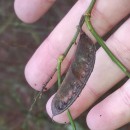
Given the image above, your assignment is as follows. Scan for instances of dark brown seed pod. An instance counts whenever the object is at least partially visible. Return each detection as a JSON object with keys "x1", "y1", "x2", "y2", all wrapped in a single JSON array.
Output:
[{"x1": 51, "y1": 33, "x2": 96, "y2": 116}]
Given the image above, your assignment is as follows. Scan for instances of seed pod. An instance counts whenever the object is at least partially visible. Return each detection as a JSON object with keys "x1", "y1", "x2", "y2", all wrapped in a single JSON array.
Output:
[{"x1": 51, "y1": 33, "x2": 96, "y2": 116}]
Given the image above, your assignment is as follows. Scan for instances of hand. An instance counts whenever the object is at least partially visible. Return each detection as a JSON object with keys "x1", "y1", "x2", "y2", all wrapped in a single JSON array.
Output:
[{"x1": 14, "y1": 0, "x2": 130, "y2": 129}]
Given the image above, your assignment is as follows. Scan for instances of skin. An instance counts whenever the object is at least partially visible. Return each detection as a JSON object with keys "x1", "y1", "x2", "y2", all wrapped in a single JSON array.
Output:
[{"x1": 14, "y1": 0, "x2": 130, "y2": 130}]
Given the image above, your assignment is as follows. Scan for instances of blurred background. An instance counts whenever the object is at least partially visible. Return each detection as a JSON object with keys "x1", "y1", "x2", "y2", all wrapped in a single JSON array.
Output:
[{"x1": 0, "y1": 0, "x2": 130, "y2": 130}]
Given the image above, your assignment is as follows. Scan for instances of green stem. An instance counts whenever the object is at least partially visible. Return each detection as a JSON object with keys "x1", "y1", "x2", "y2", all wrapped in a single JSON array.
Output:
[
  {"x1": 67, "y1": 109, "x2": 76, "y2": 130},
  {"x1": 56, "y1": 15, "x2": 87, "y2": 130},
  {"x1": 57, "y1": 55, "x2": 76, "y2": 130},
  {"x1": 57, "y1": 55, "x2": 63, "y2": 86},
  {"x1": 85, "y1": 0, "x2": 130, "y2": 78},
  {"x1": 56, "y1": 17, "x2": 86, "y2": 130},
  {"x1": 64, "y1": 15, "x2": 85, "y2": 57},
  {"x1": 29, "y1": 15, "x2": 84, "y2": 128}
]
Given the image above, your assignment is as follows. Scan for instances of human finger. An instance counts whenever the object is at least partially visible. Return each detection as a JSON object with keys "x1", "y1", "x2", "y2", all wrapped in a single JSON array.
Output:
[
  {"x1": 87, "y1": 79, "x2": 130, "y2": 130},
  {"x1": 14, "y1": 0, "x2": 56, "y2": 23},
  {"x1": 46, "y1": 18, "x2": 130, "y2": 123},
  {"x1": 25, "y1": 0, "x2": 130, "y2": 91}
]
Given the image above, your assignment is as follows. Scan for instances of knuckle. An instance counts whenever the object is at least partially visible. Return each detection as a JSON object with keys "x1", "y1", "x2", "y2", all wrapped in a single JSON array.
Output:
[
  {"x1": 120, "y1": 85, "x2": 130, "y2": 107},
  {"x1": 110, "y1": 35, "x2": 130, "y2": 70},
  {"x1": 91, "y1": 5, "x2": 113, "y2": 35},
  {"x1": 87, "y1": 85, "x2": 100, "y2": 99}
]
